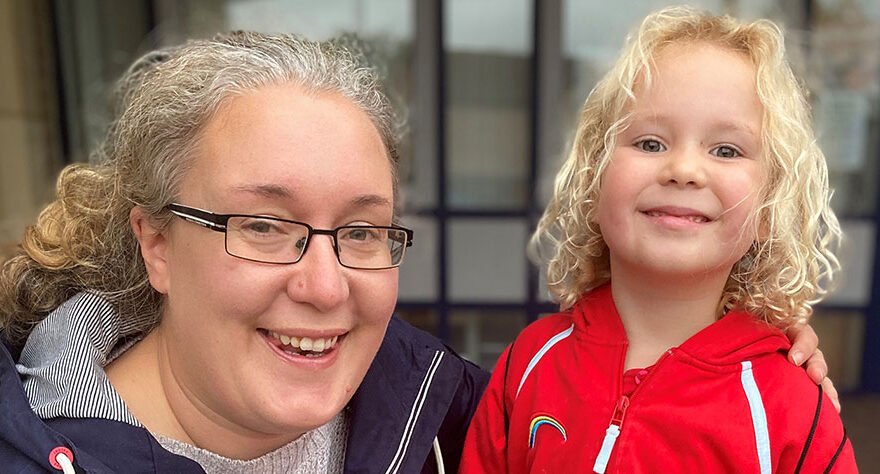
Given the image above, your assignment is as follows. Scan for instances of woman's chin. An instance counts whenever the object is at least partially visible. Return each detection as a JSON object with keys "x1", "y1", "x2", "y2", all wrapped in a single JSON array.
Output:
[{"x1": 258, "y1": 390, "x2": 350, "y2": 433}]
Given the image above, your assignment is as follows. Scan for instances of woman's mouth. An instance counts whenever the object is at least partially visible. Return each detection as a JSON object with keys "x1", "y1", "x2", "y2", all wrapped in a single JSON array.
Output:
[{"x1": 259, "y1": 329, "x2": 343, "y2": 358}]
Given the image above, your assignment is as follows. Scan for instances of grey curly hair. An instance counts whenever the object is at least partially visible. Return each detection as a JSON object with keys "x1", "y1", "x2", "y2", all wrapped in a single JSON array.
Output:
[{"x1": 0, "y1": 31, "x2": 401, "y2": 345}]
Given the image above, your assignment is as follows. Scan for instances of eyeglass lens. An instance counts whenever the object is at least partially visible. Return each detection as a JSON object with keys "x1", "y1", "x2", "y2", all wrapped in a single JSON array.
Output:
[{"x1": 224, "y1": 216, "x2": 407, "y2": 268}]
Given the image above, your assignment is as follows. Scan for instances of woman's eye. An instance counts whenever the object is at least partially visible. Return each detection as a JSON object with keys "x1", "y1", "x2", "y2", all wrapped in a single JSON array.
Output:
[
  {"x1": 245, "y1": 219, "x2": 280, "y2": 234},
  {"x1": 636, "y1": 139, "x2": 665, "y2": 153},
  {"x1": 342, "y1": 227, "x2": 380, "y2": 242},
  {"x1": 711, "y1": 145, "x2": 740, "y2": 159}
]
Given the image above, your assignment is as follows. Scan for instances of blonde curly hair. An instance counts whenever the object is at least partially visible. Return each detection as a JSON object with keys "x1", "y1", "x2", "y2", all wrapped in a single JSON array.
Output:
[
  {"x1": 530, "y1": 6, "x2": 840, "y2": 328},
  {"x1": 0, "y1": 31, "x2": 400, "y2": 346}
]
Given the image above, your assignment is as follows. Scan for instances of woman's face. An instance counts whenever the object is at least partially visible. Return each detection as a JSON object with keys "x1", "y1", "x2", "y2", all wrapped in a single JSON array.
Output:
[{"x1": 153, "y1": 84, "x2": 398, "y2": 444}]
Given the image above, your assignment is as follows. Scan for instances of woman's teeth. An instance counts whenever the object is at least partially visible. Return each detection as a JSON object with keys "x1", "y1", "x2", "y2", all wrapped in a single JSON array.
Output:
[{"x1": 269, "y1": 331, "x2": 339, "y2": 356}]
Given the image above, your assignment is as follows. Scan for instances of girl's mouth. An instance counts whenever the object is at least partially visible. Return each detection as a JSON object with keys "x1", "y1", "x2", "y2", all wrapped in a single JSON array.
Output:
[{"x1": 643, "y1": 210, "x2": 709, "y2": 223}]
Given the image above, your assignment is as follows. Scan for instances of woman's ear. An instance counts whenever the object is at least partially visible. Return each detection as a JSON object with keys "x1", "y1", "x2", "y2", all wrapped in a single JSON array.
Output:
[{"x1": 130, "y1": 206, "x2": 170, "y2": 294}]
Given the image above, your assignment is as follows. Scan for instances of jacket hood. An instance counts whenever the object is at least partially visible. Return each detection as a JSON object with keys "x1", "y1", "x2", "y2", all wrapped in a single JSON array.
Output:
[
  {"x1": 573, "y1": 284, "x2": 790, "y2": 367},
  {"x1": 1, "y1": 330, "x2": 204, "y2": 473}
]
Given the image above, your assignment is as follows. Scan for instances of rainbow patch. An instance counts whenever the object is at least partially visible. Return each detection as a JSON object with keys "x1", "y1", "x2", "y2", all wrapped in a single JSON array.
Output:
[{"x1": 528, "y1": 415, "x2": 567, "y2": 448}]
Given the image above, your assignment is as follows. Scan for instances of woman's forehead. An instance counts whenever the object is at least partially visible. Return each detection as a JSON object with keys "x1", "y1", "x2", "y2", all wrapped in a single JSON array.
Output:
[{"x1": 183, "y1": 84, "x2": 394, "y2": 208}]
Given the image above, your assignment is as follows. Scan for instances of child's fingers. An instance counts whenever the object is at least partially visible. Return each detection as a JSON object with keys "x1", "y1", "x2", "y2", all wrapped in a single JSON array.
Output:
[
  {"x1": 821, "y1": 377, "x2": 841, "y2": 414},
  {"x1": 800, "y1": 344, "x2": 840, "y2": 414},
  {"x1": 804, "y1": 348, "x2": 828, "y2": 383},
  {"x1": 785, "y1": 322, "x2": 819, "y2": 367}
]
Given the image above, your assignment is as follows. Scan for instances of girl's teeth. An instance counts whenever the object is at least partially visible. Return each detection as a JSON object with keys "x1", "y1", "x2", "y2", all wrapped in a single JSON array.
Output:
[
  {"x1": 280, "y1": 334, "x2": 291, "y2": 345},
  {"x1": 647, "y1": 211, "x2": 708, "y2": 222}
]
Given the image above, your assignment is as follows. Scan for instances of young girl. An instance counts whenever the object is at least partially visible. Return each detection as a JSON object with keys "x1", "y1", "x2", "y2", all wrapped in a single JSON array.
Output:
[{"x1": 459, "y1": 6, "x2": 857, "y2": 473}]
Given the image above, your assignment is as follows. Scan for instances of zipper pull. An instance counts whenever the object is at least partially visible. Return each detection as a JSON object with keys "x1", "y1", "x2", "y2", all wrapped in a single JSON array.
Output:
[{"x1": 592, "y1": 395, "x2": 630, "y2": 473}]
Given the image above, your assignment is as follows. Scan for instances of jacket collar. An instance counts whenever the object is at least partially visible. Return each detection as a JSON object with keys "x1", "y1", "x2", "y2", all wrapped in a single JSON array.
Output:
[
  {"x1": 1, "y1": 332, "x2": 202, "y2": 473},
  {"x1": 572, "y1": 284, "x2": 790, "y2": 366},
  {"x1": 344, "y1": 316, "x2": 464, "y2": 474}
]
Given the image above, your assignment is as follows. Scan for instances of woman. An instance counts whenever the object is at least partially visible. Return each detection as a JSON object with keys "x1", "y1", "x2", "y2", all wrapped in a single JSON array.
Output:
[
  {"x1": 0, "y1": 32, "x2": 486, "y2": 473},
  {"x1": 0, "y1": 32, "x2": 828, "y2": 473}
]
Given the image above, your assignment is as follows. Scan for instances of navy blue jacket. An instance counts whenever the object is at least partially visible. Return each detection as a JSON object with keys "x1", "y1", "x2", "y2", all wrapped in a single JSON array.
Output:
[{"x1": 0, "y1": 317, "x2": 490, "y2": 473}]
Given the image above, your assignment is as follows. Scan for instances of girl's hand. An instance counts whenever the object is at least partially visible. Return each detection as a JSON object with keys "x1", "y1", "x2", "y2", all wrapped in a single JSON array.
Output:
[{"x1": 786, "y1": 323, "x2": 840, "y2": 413}]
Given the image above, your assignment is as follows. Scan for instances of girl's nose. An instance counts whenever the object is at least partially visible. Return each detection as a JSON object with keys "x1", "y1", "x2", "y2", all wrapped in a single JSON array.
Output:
[{"x1": 658, "y1": 146, "x2": 707, "y2": 188}]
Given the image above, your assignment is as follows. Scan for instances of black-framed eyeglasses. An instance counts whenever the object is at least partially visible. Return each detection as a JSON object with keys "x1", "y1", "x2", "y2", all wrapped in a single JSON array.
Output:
[{"x1": 167, "y1": 203, "x2": 413, "y2": 270}]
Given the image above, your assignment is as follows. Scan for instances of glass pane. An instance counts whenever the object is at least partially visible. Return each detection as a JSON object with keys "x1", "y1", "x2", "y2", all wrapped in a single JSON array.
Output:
[
  {"x1": 444, "y1": 0, "x2": 532, "y2": 209},
  {"x1": 810, "y1": 309, "x2": 866, "y2": 392},
  {"x1": 157, "y1": 0, "x2": 413, "y2": 42},
  {"x1": 395, "y1": 308, "x2": 438, "y2": 337},
  {"x1": 448, "y1": 218, "x2": 529, "y2": 302},
  {"x1": 397, "y1": 216, "x2": 438, "y2": 301},
  {"x1": 807, "y1": 0, "x2": 880, "y2": 216},
  {"x1": 448, "y1": 310, "x2": 527, "y2": 370},
  {"x1": 54, "y1": 1, "x2": 153, "y2": 162},
  {"x1": 824, "y1": 220, "x2": 875, "y2": 306},
  {"x1": 1, "y1": 1, "x2": 64, "y2": 253}
]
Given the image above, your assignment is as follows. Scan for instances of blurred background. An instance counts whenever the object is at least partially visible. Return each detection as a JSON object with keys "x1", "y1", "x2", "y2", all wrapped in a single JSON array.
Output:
[{"x1": 1, "y1": 0, "x2": 878, "y2": 467}]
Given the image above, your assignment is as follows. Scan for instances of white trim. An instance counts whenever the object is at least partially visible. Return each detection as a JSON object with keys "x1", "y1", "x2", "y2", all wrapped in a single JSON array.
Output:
[
  {"x1": 433, "y1": 437, "x2": 445, "y2": 474},
  {"x1": 516, "y1": 325, "x2": 574, "y2": 398},
  {"x1": 384, "y1": 350, "x2": 445, "y2": 474},
  {"x1": 740, "y1": 361, "x2": 771, "y2": 474}
]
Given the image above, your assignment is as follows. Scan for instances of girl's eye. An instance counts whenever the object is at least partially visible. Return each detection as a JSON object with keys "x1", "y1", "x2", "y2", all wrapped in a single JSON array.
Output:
[
  {"x1": 711, "y1": 145, "x2": 741, "y2": 159},
  {"x1": 636, "y1": 139, "x2": 666, "y2": 153}
]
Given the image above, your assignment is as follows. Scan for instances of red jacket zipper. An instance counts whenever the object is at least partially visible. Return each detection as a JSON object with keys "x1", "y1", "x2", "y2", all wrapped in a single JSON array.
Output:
[
  {"x1": 592, "y1": 348, "x2": 675, "y2": 473},
  {"x1": 592, "y1": 395, "x2": 629, "y2": 473}
]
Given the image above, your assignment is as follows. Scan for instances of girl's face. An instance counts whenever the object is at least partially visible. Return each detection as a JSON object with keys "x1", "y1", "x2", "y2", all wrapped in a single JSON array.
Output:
[
  {"x1": 152, "y1": 84, "x2": 398, "y2": 447},
  {"x1": 597, "y1": 42, "x2": 764, "y2": 289}
]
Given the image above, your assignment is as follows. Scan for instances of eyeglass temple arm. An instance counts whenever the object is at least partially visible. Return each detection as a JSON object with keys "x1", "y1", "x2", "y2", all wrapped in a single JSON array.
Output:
[
  {"x1": 392, "y1": 228, "x2": 414, "y2": 247},
  {"x1": 167, "y1": 204, "x2": 227, "y2": 232}
]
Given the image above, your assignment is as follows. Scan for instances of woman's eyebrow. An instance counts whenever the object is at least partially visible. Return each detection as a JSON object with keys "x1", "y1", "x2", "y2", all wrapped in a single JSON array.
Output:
[
  {"x1": 232, "y1": 185, "x2": 391, "y2": 208},
  {"x1": 232, "y1": 184, "x2": 291, "y2": 198},
  {"x1": 350, "y1": 194, "x2": 393, "y2": 208}
]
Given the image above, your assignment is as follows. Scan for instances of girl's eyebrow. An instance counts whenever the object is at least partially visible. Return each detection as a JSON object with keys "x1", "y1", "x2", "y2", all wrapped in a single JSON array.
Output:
[
  {"x1": 711, "y1": 120, "x2": 760, "y2": 139},
  {"x1": 628, "y1": 114, "x2": 759, "y2": 139}
]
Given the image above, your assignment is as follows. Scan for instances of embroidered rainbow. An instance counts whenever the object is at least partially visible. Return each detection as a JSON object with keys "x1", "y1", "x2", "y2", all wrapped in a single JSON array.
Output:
[{"x1": 528, "y1": 415, "x2": 567, "y2": 448}]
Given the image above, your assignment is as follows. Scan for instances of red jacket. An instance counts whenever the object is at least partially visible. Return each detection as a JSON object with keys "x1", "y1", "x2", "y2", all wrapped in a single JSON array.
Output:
[{"x1": 460, "y1": 285, "x2": 856, "y2": 473}]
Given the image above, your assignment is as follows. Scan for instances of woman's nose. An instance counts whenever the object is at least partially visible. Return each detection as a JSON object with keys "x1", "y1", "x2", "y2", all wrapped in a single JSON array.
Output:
[
  {"x1": 286, "y1": 235, "x2": 350, "y2": 312},
  {"x1": 658, "y1": 146, "x2": 707, "y2": 188}
]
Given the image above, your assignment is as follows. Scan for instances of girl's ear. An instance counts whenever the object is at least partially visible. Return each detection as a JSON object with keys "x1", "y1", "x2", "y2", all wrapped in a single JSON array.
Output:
[{"x1": 130, "y1": 207, "x2": 170, "y2": 294}]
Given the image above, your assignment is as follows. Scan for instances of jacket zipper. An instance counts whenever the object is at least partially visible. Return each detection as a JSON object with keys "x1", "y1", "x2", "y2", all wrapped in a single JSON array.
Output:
[
  {"x1": 592, "y1": 395, "x2": 629, "y2": 473},
  {"x1": 591, "y1": 348, "x2": 675, "y2": 473}
]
